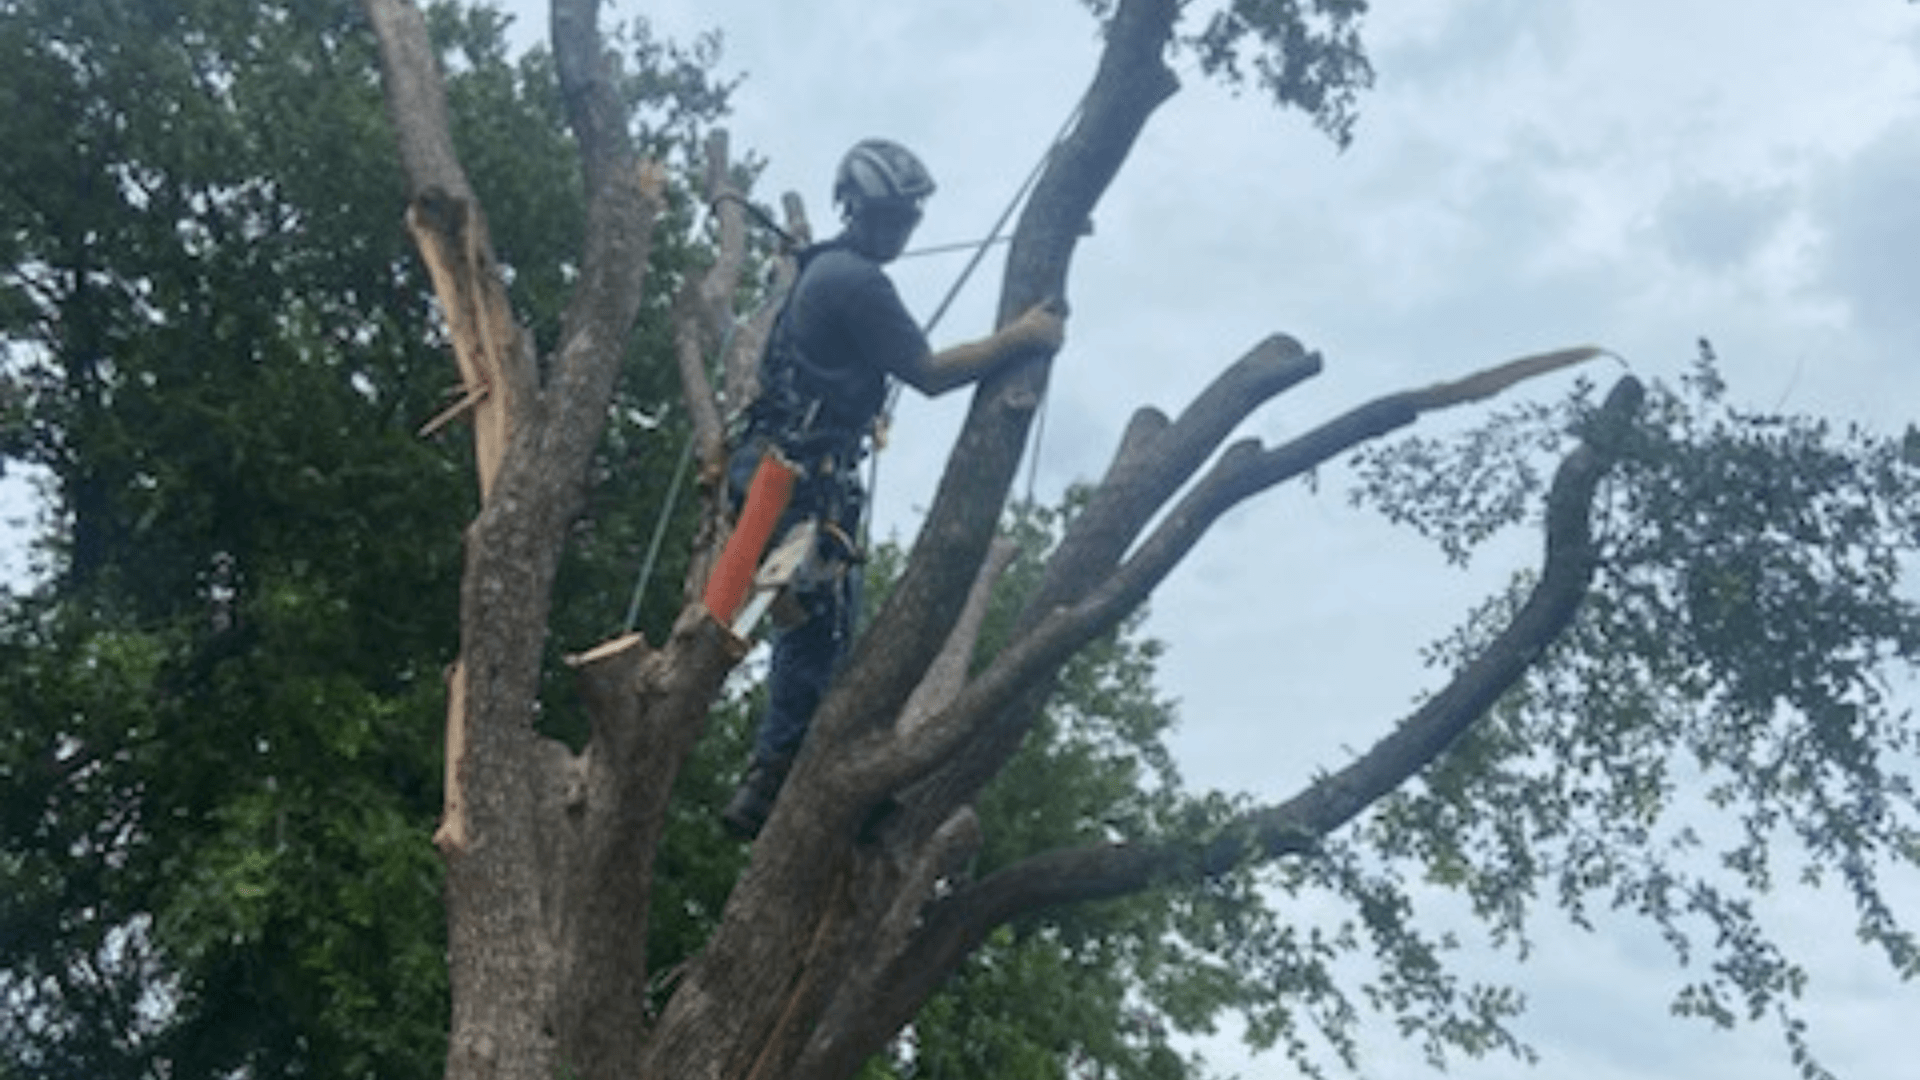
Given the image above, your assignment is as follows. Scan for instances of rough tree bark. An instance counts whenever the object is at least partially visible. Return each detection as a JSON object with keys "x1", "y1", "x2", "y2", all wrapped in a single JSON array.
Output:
[{"x1": 364, "y1": 2, "x2": 1641, "y2": 1080}]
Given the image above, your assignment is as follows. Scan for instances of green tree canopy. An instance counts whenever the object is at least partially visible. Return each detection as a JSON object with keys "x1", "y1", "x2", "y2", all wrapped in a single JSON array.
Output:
[
  {"x1": 1347, "y1": 347, "x2": 1920, "y2": 1072},
  {"x1": 0, "y1": 1, "x2": 723, "y2": 1074}
]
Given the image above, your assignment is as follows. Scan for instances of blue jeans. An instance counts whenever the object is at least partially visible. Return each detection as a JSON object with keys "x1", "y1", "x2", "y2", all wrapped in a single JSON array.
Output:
[{"x1": 757, "y1": 568, "x2": 859, "y2": 762}]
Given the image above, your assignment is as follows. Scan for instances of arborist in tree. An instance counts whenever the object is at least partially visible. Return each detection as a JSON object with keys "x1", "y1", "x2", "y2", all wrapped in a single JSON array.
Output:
[{"x1": 716, "y1": 138, "x2": 1067, "y2": 838}]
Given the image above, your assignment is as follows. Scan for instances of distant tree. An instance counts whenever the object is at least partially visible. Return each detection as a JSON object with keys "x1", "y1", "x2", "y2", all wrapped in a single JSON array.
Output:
[
  {"x1": 0, "y1": 1, "x2": 462, "y2": 1071},
  {"x1": 0, "y1": 0, "x2": 721, "y2": 1074}
]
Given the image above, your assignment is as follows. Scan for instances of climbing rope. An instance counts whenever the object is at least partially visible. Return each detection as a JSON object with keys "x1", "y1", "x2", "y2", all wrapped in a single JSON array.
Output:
[{"x1": 623, "y1": 433, "x2": 693, "y2": 632}]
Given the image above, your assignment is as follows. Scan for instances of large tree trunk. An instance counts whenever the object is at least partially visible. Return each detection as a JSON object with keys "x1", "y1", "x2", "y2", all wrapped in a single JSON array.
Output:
[
  {"x1": 364, "y1": 0, "x2": 682, "y2": 1075},
  {"x1": 364, "y1": 2, "x2": 1638, "y2": 1079}
]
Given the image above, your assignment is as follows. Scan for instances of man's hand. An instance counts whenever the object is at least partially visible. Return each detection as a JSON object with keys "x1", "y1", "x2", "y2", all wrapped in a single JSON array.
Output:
[
  {"x1": 910, "y1": 299, "x2": 1071, "y2": 395},
  {"x1": 1009, "y1": 298, "x2": 1068, "y2": 353}
]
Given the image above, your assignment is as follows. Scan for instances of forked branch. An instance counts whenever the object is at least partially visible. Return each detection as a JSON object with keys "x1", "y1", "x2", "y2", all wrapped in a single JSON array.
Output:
[{"x1": 853, "y1": 348, "x2": 1605, "y2": 800}]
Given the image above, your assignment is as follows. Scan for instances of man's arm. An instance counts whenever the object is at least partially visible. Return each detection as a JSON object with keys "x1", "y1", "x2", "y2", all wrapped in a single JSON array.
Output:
[{"x1": 893, "y1": 301, "x2": 1067, "y2": 396}]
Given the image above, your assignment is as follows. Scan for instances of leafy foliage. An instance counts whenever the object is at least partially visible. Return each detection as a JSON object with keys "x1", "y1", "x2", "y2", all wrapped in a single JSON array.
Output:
[{"x1": 1350, "y1": 345, "x2": 1920, "y2": 1075}]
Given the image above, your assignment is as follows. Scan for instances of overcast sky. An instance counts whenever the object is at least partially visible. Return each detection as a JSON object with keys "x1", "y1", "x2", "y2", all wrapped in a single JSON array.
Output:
[{"x1": 477, "y1": 1, "x2": 1920, "y2": 1078}]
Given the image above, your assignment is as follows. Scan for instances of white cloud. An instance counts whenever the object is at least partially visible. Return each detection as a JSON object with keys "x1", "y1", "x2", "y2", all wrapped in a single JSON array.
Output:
[
  {"x1": 1654, "y1": 179, "x2": 1795, "y2": 271},
  {"x1": 1812, "y1": 116, "x2": 1920, "y2": 348}
]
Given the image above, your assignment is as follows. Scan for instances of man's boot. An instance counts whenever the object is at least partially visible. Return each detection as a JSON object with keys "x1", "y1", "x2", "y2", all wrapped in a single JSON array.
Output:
[{"x1": 721, "y1": 753, "x2": 793, "y2": 839}]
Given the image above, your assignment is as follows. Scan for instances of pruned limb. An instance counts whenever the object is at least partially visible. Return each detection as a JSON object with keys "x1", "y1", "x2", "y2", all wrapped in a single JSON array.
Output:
[
  {"x1": 814, "y1": 377, "x2": 1645, "y2": 1072},
  {"x1": 556, "y1": 606, "x2": 743, "y2": 1077},
  {"x1": 885, "y1": 335, "x2": 1321, "y2": 841},
  {"x1": 900, "y1": 538, "x2": 1020, "y2": 738},
  {"x1": 1028, "y1": 334, "x2": 1320, "y2": 626}
]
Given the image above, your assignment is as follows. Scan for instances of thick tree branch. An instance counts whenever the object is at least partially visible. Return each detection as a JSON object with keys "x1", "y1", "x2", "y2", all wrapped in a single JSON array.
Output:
[
  {"x1": 887, "y1": 335, "x2": 1322, "y2": 836},
  {"x1": 545, "y1": 0, "x2": 667, "y2": 454},
  {"x1": 365, "y1": 0, "x2": 532, "y2": 502},
  {"x1": 361, "y1": 0, "x2": 470, "y2": 203},
  {"x1": 550, "y1": 0, "x2": 626, "y2": 199},
  {"x1": 1031, "y1": 335, "x2": 1322, "y2": 618},
  {"x1": 791, "y1": 807, "x2": 982, "y2": 1080},
  {"x1": 647, "y1": 12, "x2": 1189, "y2": 1072},
  {"x1": 900, "y1": 538, "x2": 1020, "y2": 737},
  {"x1": 371, "y1": 3, "x2": 674, "y2": 1078},
  {"x1": 821, "y1": 377, "x2": 1644, "y2": 1063},
  {"x1": 555, "y1": 610, "x2": 742, "y2": 1076}
]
